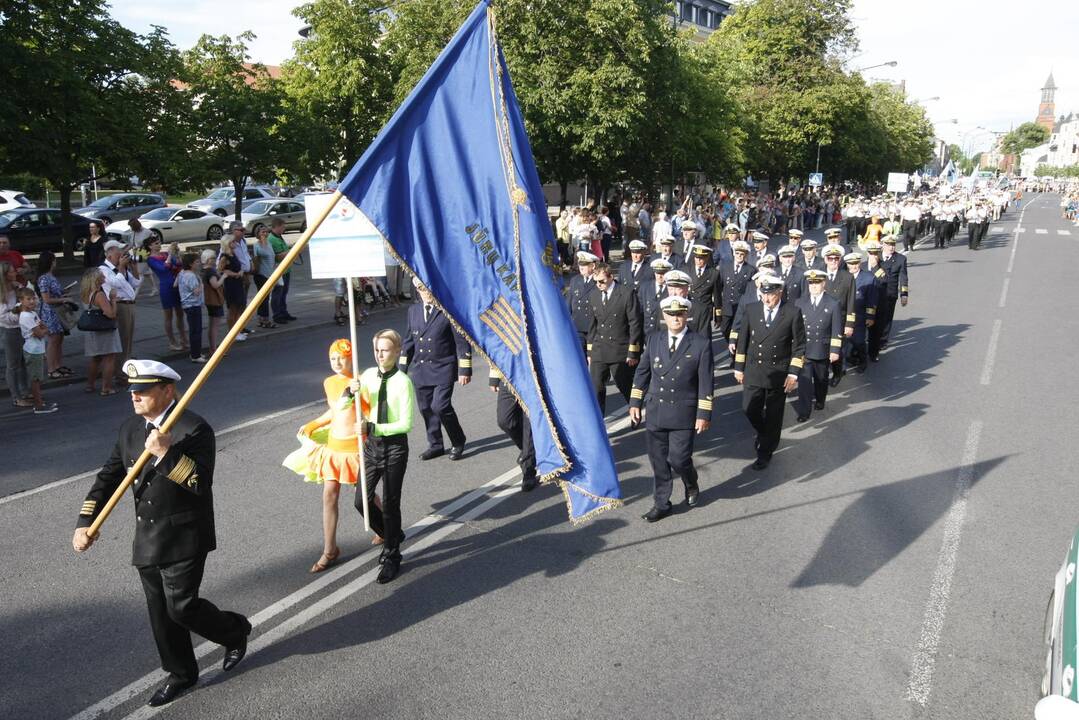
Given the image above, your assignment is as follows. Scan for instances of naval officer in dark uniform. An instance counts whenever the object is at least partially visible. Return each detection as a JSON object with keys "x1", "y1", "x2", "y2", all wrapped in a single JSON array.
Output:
[
  {"x1": 401, "y1": 277, "x2": 472, "y2": 460},
  {"x1": 875, "y1": 235, "x2": 908, "y2": 351},
  {"x1": 821, "y1": 244, "x2": 856, "y2": 385},
  {"x1": 716, "y1": 239, "x2": 756, "y2": 349},
  {"x1": 586, "y1": 263, "x2": 643, "y2": 415},
  {"x1": 734, "y1": 277, "x2": 806, "y2": 470},
  {"x1": 687, "y1": 244, "x2": 720, "y2": 334},
  {"x1": 793, "y1": 269, "x2": 842, "y2": 420},
  {"x1": 72, "y1": 360, "x2": 250, "y2": 708},
  {"x1": 489, "y1": 368, "x2": 537, "y2": 492},
  {"x1": 629, "y1": 296, "x2": 714, "y2": 522},
  {"x1": 638, "y1": 258, "x2": 672, "y2": 336},
  {"x1": 568, "y1": 251, "x2": 598, "y2": 351},
  {"x1": 617, "y1": 239, "x2": 653, "y2": 292}
]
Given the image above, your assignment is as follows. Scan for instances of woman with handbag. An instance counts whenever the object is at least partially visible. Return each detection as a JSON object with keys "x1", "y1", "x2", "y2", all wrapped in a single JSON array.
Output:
[
  {"x1": 78, "y1": 268, "x2": 121, "y2": 396},
  {"x1": 34, "y1": 250, "x2": 73, "y2": 379}
]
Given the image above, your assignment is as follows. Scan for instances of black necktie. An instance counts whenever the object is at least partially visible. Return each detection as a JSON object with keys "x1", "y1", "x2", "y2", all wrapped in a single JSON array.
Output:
[
  {"x1": 376, "y1": 368, "x2": 396, "y2": 424},
  {"x1": 828, "y1": 273, "x2": 835, "y2": 282},
  {"x1": 424, "y1": 305, "x2": 432, "y2": 323},
  {"x1": 601, "y1": 291, "x2": 607, "y2": 305},
  {"x1": 669, "y1": 335, "x2": 676, "y2": 353},
  {"x1": 144, "y1": 423, "x2": 154, "y2": 441},
  {"x1": 765, "y1": 309, "x2": 774, "y2": 326}
]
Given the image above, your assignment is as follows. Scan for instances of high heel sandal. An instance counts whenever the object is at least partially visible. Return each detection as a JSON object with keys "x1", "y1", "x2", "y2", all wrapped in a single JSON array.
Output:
[
  {"x1": 258, "y1": 319, "x2": 278, "y2": 329},
  {"x1": 310, "y1": 547, "x2": 340, "y2": 574}
]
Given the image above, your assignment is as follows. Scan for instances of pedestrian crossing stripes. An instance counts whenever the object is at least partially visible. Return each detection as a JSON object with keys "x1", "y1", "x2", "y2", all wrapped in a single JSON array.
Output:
[
  {"x1": 1015, "y1": 227, "x2": 1072, "y2": 235},
  {"x1": 1058, "y1": 230, "x2": 1072, "y2": 236},
  {"x1": 1035, "y1": 229, "x2": 1048, "y2": 234}
]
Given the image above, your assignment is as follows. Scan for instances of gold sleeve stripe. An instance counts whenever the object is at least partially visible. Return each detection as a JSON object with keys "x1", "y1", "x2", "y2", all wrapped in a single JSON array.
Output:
[
  {"x1": 846, "y1": 313, "x2": 855, "y2": 322},
  {"x1": 875, "y1": 269, "x2": 885, "y2": 278},
  {"x1": 490, "y1": 368, "x2": 503, "y2": 380},
  {"x1": 628, "y1": 344, "x2": 641, "y2": 352},
  {"x1": 790, "y1": 357, "x2": 805, "y2": 369},
  {"x1": 901, "y1": 286, "x2": 909, "y2": 292},
  {"x1": 167, "y1": 455, "x2": 196, "y2": 485},
  {"x1": 459, "y1": 359, "x2": 472, "y2": 367},
  {"x1": 80, "y1": 500, "x2": 97, "y2": 516},
  {"x1": 729, "y1": 331, "x2": 739, "y2": 340},
  {"x1": 735, "y1": 353, "x2": 746, "y2": 363},
  {"x1": 586, "y1": 344, "x2": 593, "y2": 351},
  {"x1": 698, "y1": 400, "x2": 713, "y2": 410},
  {"x1": 630, "y1": 388, "x2": 644, "y2": 399},
  {"x1": 830, "y1": 338, "x2": 843, "y2": 347},
  {"x1": 866, "y1": 307, "x2": 876, "y2": 315}
]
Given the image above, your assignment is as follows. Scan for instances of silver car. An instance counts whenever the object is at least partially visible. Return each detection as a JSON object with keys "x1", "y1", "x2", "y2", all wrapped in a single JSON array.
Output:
[
  {"x1": 187, "y1": 187, "x2": 275, "y2": 217},
  {"x1": 239, "y1": 198, "x2": 307, "y2": 237},
  {"x1": 74, "y1": 192, "x2": 166, "y2": 226}
]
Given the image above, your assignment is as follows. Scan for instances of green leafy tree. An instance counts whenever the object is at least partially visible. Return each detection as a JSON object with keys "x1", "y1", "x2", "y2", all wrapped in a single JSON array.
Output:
[
  {"x1": 0, "y1": 0, "x2": 191, "y2": 257},
  {"x1": 182, "y1": 33, "x2": 285, "y2": 219},
  {"x1": 1001, "y1": 122, "x2": 1049, "y2": 156},
  {"x1": 279, "y1": 0, "x2": 394, "y2": 183}
]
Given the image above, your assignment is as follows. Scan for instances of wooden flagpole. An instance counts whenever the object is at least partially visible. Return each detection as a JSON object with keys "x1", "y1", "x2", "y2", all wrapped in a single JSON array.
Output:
[
  {"x1": 345, "y1": 277, "x2": 372, "y2": 532},
  {"x1": 87, "y1": 191, "x2": 346, "y2": 538}
]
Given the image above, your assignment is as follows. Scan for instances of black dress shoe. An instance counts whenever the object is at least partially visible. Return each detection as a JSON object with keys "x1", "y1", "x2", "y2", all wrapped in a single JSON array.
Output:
[
  {"x1": 829, "y1": 374, "x2": 842, "y2": 388},
  {"x1": 814, "y1": 401, "x2": 825, "y2": 411},
  {"x1": 447, "y1": 445, "x2": 464, "y2": 461},
  {"x1": 685, "y1": 485, "x2": 699, "y2": 508},
  {"x1": 376, "y1": 558, "x2": 401, "y2": 584},
  {"x1": 796, "y1": 414, "x2": 809, "y2": 422},
  {"x1": 521, "y1": 474, "x2": 538, "y2": 492},
  {"x1": 148, "y1": 678, "x2": 196, "y2": 707},
  {"x1": 285, "y1": 314, "x2": 298, "y2": 321},
  {"x1": 869, "y1": 355, "x2": 879, "y2": 363},
  {"x1": 419, "y1": 448, "x2": 444, "y2": 460},
  {"x1": 752, "y1": 456, "x2": 770, "y2": 470},
  {"x1": 222, "y1": 617, "x2": 252, "y2": 671},
  {"x1": 642, "y1": 505, "x2": 672, "y2": 522}
]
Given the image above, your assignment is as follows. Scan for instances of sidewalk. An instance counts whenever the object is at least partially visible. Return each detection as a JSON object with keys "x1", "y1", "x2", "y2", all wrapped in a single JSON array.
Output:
[{"x1": 0, "y1": 245, "x2": 405, "y2": 398}]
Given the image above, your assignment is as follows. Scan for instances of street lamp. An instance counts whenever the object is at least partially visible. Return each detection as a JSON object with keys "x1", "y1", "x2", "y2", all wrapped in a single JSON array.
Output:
[{"x1": 854, "y1": 60, "x2": 898, "y2": 73}]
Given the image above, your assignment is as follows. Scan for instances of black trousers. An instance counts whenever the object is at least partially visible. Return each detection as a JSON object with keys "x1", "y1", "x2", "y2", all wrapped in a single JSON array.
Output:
[
  {"x1": 794, "y1": 358, "x2": 829, "y2": 417},
  {"x1": 901, "y1": 220, "x2": 918, "y2": 251},
  {"x1": 743, "y1": 384, "x2": 787, "y2": 458},
  {"x1": 831, "y1": 336, "x2": 846, "y2": 378},
  {"x1": 845, "y1": 326, "x2": 867, "y2": 369},
  {"x1": 645, "y1": 425, "x2": 697, "y2": 509},
  {"x1": 355, "y1": 435, "x2": 408, "y2": 560},
  {"x1": 967, "y1": 223, "x2": 978, "y2": 249},
  {"x1": 415, "y1": 382, "x2": 465, "y2": 450},
  {"x1": 873, "y1": 295, "x2": 899, "y2": 349},
  {"x1": 496, "y1": 384, "x2": 535, "y2": 481},
  {"x1": 589, "y1": 358, "x2": 634, "y2": 414},
  {"x1": 978, "y1": 220, "x2": 989, "y2": 246},
  {"x1": 137, "y1": 554, "x2": 247, "y2": 683}
]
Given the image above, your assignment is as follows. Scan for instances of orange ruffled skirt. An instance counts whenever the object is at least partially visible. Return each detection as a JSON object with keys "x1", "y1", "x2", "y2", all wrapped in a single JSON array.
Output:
[{"x1": 282, "y1": 427, "x2": 360, "y2": 485}]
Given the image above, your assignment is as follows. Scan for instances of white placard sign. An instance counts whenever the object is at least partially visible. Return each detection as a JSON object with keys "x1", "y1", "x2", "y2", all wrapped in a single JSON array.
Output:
[
  {"x1": 886, "y1": 172, "x2": 909, "y2": 193},
  {"x1": 304, "y1": 193, "x2": 387, "y2": 279}
]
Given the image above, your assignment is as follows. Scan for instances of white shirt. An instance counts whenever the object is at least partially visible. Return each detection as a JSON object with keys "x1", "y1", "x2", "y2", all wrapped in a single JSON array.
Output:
[
  {"x1": 100, "y1": 259, "x2": 141, "y2": 301},
  {"x1": 651, "y1": 218, "x2": 671, "y2": 243},
  {"x1": 146, "y1": 400, "x2": 177, "y2": 466},
  {"x1": 667, "y1": 327, "x2": 687, "y2": 352},
  {"x1": 19, "y1": 310, "x2": 46, "y2": 354},
  {"x1": 233, "y1": 239, "x2": 253, "y2": 273}
]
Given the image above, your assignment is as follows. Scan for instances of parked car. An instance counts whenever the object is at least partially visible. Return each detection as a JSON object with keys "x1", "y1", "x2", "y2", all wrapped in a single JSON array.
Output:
[
  {"x1": 104, "y1": 207, "x2": 225, "y2": 245},
  {"x1": 187, "y1": 186, "x2": 276, "y2": 217},
  {"x1": 0, "y1": 189, "x2": 35, "y2": 212},
  {"x1": 1038, "y1": 527, "x2": 1079, "y2": 719},
  {"x1": 0, "y1": 207, "x2": 92, "y2": 253},
  {"x1": 73, "y1": 192, "x2": 166, "y2": 226},
  {"x1": 239, "y1": 198, "x2": 307, "y2": 237}
]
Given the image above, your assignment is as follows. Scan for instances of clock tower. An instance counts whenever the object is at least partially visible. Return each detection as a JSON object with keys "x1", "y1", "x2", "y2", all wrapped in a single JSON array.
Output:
[{"x1": 1037, "y1": 72, "x2": 1057, "y2": 133}]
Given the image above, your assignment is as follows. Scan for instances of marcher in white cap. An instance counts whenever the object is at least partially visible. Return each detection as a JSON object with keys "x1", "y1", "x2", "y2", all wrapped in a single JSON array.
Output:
[
  {"x1": 796, "y1": 237, "x2": 823, "y2": 271},
  {"x1": 653, "y1": 234, "x2": 684, "y2": 270},
  {"x1": 618, "y1": 239, "x2": 654, "y2": 291},
  {"x1": 73, "y1": 357, "x2": 252, "y2": 708},
  {"x1": 679, "y1": 219, "x2": 699, "y2": 256},
  {"x1": 715, "y1": 238, "x2": 756, "y2": 355},
  {"x1": 568, "y1": 251, "x2": 598, "y2": 349}
]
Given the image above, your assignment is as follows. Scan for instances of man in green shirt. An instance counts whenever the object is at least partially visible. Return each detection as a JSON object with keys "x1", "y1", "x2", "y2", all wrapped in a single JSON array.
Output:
[
  {"x1": 268, "y1": 219, "x2": 295, "y2": 323},
  {"x1": 353, "y1": 328, "x2": 415, "y2": 583}
]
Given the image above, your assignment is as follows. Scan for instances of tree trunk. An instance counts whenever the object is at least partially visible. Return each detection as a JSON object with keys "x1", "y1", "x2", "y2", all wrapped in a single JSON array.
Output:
[
  {"x1": 59, "y1": 185, "x2": 75, "y2": 261},
  {"x1": 558, "y1": 179, "x2": 568, "y2": 211}
]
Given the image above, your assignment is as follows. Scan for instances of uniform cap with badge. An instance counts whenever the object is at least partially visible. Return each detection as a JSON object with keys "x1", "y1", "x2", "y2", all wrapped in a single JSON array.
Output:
[
  {"x1": 731, "y1": 240, "x2": 751, "y2": 253},
  {"x1": 660, "y1": 296, "x2": 692, "y2": 315},
  {"x1": 863, "y1": 240, "x2": 882, "y2": 253},
  {"x1": 777, "y1": 246, "x2": 796, "y2": 257},
  {"x1": 822, "y1": 244, "x2": 845, "y2": 258},
  {"x1": 649, "y1": 258, "x2": 673, "y2": 273},
  {"x1": 123, "y1": 359, "x2": 181, "y2": 391},
  {"x1": 690, "y1": 244, "x2": 713, "y2": 257},
  {"x1": 843, "y1": 251, "x2": 863, "y2": 264},
  {"x1": 681, "y1": 220, "x2": 698, "y2": 231},
  {"x1": 664, "y1": 270, "x2": 691, "y2": 287},
  {"x1": 756, "y1": 254, "x2": 776, "y2": 267},
  {"x1": 803, "y1": 269, "x2": 826, "y2": 283},
  {"x1": 752, "y1": 231, "x2": 769, "y2": 243},
  {"x1": 788, "y1": 229, "x2": 803, "y2": 238},
  {"x1": 576, "y1": 251, "x2": 599, "y2": 265},
  {"x1": 758, "y1": 276, "x2": 784, "y2": 293},
  {"x1": 799, "y1": 238, "x2": 818, "y2": 249},
  {"x1": 724, "y1": 223, "x2": 740, "y2": 233},
  {"x1": 627, "y1": 240, "x2": 648, "y2": 252},
  {"x1": 658, "y1": 235, "x2": 675, "y2": 245}
]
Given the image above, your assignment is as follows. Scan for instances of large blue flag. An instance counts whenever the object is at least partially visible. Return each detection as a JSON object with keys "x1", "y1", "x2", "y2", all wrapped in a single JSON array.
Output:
[{"x1": 338, "y1": 0, "x2": 622, "y2": 522}]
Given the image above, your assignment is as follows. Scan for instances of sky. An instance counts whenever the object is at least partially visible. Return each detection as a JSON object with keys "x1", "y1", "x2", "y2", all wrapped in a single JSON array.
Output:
[{"x1": 110, "y1": 0, "x2": 1079, "y2": 154}]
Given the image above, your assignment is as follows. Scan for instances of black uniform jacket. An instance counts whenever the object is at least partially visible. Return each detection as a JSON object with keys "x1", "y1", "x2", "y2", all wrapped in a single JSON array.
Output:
[
  {"x1": 716, "y1": 260, "x2": 756, "y2": 317},
  {"x1": 568, "y1": 274, "x2": 595, "y2": 334},
  {"x1": 400, "y1": 303, "x2": 472, "y2": 386},
  {"x1": 880, "y1": 252, "x2": 909, "y2": 298},
  {"x1": 688, "y1": 265, "x2": 722, "y2": 319},
  {"x1": 637, "y1": 280, "x2": 669, "y2": 336},
  {"x1": 630, "y1": 328, "x2": 714, "y2": 430},
  {"x1": 78, "y1": 407, "x2": 216, "y2": 567},
  {"x1": 586, "y1": 283, "x2": 643, "y2": 363},
  {"x1": 618, "y1": 259, "x2": 653, "y2": 292},
  {"x1": 823, "y1": 269, "x2": 857, "y2": 333},
  {"x1": 795, "y1": 293, "x2": 843, "y2": 360},
  {"x1": 734, "y1": 302, "x2": 807, "y2": 389}
]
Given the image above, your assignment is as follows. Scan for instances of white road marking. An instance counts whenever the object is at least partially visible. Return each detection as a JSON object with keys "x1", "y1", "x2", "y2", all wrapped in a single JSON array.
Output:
[
  {"x1": 979, "y1": 319, "x2": 1002, "y2": 386},
  {"x1": 906, "y1": 420, "x2": 983, "y2": 706},
  {"x1": 1015, "y1": 227, "x2": 1026, "y2": 233},
  {"x1": 0, "y1": 401, "x2": 325, "y2": 507},
  {"x1": 70, "y1": 410, "x2": 634, "y2": 720},
  {"x1": 1036, "y1": 228, "x2": 1048, "y2": 235},
  {"x1": 998, "y1": 278, "x2": 1010, "y2": 309},
  {"x1": 1059, "y1": 230, "x2": 1072, "y2": 236}
]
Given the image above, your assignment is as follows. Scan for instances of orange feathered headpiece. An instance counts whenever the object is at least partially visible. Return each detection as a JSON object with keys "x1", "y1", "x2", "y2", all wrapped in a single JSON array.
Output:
[{"x1": 328, "y1": 338, "x2": 352, "y2": 360}]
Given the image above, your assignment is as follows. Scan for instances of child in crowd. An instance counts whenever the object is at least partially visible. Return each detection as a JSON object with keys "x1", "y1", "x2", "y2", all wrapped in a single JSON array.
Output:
[
  {"x1": 17, "y1": 288, "x2": 57, "y2": 413},
  {"x1": 201, "y1": 249, "x2": 225, "y2": 355},
  {"x1": 176, "y1": 253, "x2": 205, "y2": 364}
]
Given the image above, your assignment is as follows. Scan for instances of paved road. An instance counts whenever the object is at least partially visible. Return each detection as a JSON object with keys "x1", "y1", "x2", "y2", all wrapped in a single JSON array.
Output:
[{"x1": 1, "y1": 195, "x2": 1074, "y2": 719}]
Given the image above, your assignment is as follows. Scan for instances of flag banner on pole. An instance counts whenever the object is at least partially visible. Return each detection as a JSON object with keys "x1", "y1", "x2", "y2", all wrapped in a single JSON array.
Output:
[{"x1": 337, "y1": 0, "x2": 622, "y2": 522}]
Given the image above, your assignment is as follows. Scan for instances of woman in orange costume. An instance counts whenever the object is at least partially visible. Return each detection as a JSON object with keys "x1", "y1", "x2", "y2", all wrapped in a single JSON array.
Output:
[{"x1": 283, "y1": 339, "x2": 381, "y2": 573}]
